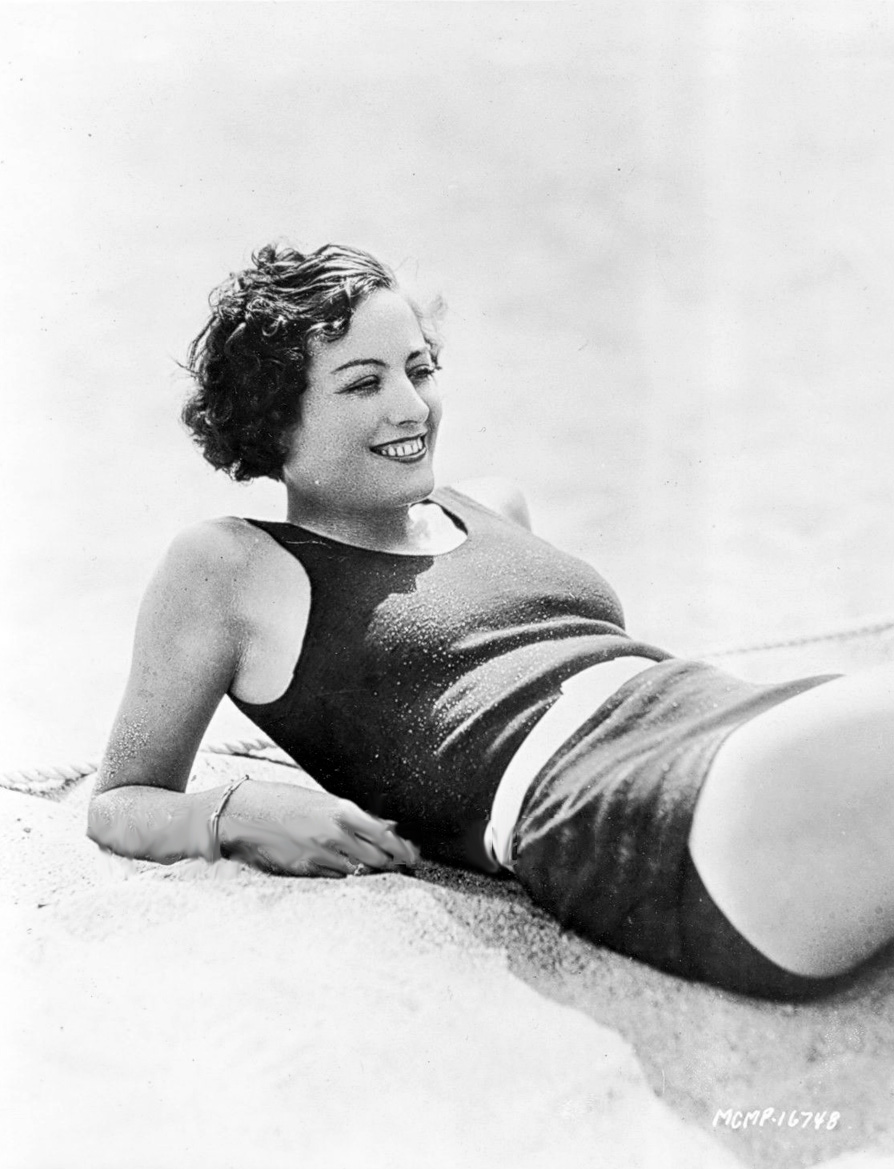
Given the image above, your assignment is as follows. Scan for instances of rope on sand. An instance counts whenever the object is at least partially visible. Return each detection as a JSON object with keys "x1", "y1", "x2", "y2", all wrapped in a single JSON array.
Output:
[
  {"x1": 0, "y1": 760, "x2": 100, "y2": 796},
  {"x1": 0, "y1": 735, "x2": 291, "y2": 799},
  {"x1": 7, "y1": 616, "x2": 894, "y2": 797},
  {"x1": 201, "y1": 736, "x2": 288, "y2": 761},
  {"x1": 706, "y1": 617, "x2": 894, "y2": 659}
]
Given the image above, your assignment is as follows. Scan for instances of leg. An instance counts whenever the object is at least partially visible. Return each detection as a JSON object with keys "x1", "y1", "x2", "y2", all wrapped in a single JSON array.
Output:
[{"x1": 689, "y1": 662, "x2": 894, "y2": 977}]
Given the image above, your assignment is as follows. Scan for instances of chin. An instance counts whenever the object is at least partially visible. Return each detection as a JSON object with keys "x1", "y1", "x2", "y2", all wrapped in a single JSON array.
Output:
[
  {"x1": 369, "y1": 450, "x2": 436, "y2": 506},
  {"x1": 399, "y1": 467, "x2": 435, "y2": 506},
  {"x1": 408, "y1": 472, "x2": 436, "y2": 504}
]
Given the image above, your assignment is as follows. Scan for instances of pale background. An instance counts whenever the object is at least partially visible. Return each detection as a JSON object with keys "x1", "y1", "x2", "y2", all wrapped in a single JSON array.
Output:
[{"x1": 3, "y1": 1, "x2": 894, "y2": 771}]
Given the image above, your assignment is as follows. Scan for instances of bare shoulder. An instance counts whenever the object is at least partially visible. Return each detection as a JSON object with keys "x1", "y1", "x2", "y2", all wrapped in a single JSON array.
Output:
[
  {"x1": 449, "y1": 476, "x2": 532, "y2": 530},
  {"x1": 169, "y1": 517, "x2": 313, "y2": 707},
  {"x1": 159, "y1": 516, "x2": 286, "y2": 598},
  {"x1": 134, "y1": 519, "x2": 269, "y2": 653},
  {"x1": 93, "y1": 520, "x2": 265, "y2": 798},
  {"x1": 164, "y1": 514, "x2": 311, "y2": 618},
  {"x1": 136, "y1": 518, "x2": 255, "y2": 640},
  {"x1": 164, "y1": 516, "x2": 264, "y2": 573}
]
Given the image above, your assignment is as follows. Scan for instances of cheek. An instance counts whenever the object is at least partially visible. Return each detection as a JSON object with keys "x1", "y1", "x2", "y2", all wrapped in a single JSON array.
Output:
[
  {"x1": 425, "y1": 385, "x2": 444, "y2": 427},
  {"x1": 290, "y1": 403, "x2": 357, "y2": 465}
]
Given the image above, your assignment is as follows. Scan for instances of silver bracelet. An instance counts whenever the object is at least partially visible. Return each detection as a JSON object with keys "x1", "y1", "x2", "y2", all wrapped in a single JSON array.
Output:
[{"x1": 207, "y1": 776, "x2": 249, "y2": 862}]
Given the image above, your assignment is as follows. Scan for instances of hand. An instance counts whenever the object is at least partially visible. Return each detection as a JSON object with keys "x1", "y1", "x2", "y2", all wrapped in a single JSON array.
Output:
[{"x1": 219, "y1": 781, "x2": 420, "y2": 878}]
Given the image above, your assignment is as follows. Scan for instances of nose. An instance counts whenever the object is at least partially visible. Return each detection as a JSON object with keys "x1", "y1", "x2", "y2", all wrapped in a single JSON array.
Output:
[{"x1": 388, "y1": 373, "x2": 431, "y2": 427}]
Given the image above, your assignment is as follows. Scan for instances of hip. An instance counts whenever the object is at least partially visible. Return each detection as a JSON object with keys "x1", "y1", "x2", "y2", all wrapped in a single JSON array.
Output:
[
  {"x1": 501, "y1": 659, "x2": 837, "y2": 994},
  {"x1": 483, "y1": 656, "x2": 834, "y2": 873},
  {"x1": 484, "y1": 654, "x2": 661, "y2": 870}
]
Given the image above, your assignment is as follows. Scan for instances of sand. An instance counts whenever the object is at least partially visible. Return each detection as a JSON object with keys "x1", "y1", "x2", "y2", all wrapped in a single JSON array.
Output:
[
  {"x1": 5, "y1": 7, "x2": 894, "y2": 1167},
  {"x1": 1, "y1": 779, "x2": 739, "y2": 1169},
  {"x1": 4, "y1": 623, "x2": 894, "y2": 1169}
]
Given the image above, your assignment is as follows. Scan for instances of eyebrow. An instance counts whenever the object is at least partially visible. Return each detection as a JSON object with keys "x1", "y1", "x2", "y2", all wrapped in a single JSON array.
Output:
[{"x1": 331, "y1": 348, "x2": 430, "y2": 374}]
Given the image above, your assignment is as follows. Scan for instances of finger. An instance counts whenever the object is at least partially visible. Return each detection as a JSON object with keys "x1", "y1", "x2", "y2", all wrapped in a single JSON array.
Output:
[
  {"x1": 343, "y1": 832, "x2": 403, "y2": 870},
  {"x1": 312, "y1": 855, "x2": 356, "y2": 878},
  {"x1": 309, "y1": 846, "x2": 379, "y2": 879},
  {"x1": 383, "y1": 832, "x2": 420, "y2": 866},
  {"x1": 379, "y1": 820, "x2": 420, "y2": 861},
  {"x1": 255, "y1": 839, "x2": 355, "y2": 879},
  {"x1": 339, "y1": 806, "x2": 419, "y2": 865}
]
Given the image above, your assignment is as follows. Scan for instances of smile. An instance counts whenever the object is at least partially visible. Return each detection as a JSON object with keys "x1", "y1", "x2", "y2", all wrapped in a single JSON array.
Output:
[{"x1": 370, "y1": 435, "x2": 427, "y2": 462}]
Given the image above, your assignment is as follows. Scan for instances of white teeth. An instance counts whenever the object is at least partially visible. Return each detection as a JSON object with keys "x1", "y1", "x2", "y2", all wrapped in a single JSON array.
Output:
[{"x1": 375, "y1": 436, "x2": 425, "y2": 459}]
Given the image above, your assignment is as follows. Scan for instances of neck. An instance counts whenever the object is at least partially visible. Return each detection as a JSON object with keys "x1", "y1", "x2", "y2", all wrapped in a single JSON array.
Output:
[{"x1": 285, "y1": 493, "x2": 430, "y2": 553}]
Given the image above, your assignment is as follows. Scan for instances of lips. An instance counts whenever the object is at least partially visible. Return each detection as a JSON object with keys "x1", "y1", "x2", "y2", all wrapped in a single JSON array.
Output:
[{"x1": 370, "y1": 434, "x2": 427, "y2": 461}]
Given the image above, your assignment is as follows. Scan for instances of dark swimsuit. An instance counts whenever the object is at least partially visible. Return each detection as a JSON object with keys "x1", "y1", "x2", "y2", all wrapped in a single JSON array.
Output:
[
  {"x1": 232, "y1": 488, "x2": 839, "y2": 998},
  {"x1": 231, "y1": 487, "x2": 670, "y2": 867}
]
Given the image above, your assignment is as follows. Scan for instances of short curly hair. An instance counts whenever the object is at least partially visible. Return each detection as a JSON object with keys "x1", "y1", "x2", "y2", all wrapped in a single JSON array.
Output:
[{"x1": 182, "y1": 241, "x2": 441, "y2": 482}]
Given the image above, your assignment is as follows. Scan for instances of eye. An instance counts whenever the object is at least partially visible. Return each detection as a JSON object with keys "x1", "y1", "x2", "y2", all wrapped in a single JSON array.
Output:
[
  {"x1": 340, "y1": 376, "x2": 380, "y2": 396},
  {"x1": 408, "y1": 363, "x2": 439, "y2": 386}
]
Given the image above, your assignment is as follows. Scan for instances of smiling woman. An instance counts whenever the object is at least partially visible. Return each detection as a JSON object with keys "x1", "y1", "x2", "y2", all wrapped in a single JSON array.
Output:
[
  {"x1": 88, "y1": 239, "x2": 894, "y2": 1002},
  {"x1": 280, "y1": 290, "x2": 456, "y2": 553}
]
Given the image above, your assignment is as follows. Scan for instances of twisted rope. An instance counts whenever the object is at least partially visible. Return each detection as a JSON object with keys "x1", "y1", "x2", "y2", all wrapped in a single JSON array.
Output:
[
  {"x1": 706, "y1": 617, "x2": 894, "y2": 659},
  {"x1": 0, "y1": 760, "x2": 100, "y2": 797},
  {"x1": 201, "y1": 735, "x2": 290, "y2": 761},
  {"x1": 6, "y1": 616, "x2": 894, "y2": 798},
  {"x1": 0, "y1": 735, "x2": 292, "y2": 799}
]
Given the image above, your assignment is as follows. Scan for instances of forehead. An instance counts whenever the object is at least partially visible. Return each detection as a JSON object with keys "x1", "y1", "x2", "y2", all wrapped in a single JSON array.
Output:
[{"x1": 311, "y1": 290, "x2": 426, "y2": 375}]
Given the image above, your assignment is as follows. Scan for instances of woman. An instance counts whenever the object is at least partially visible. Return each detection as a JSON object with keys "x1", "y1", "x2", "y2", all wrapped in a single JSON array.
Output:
[{"x1": 88, "y1": 242, "x2": 894, "y2": 1000}]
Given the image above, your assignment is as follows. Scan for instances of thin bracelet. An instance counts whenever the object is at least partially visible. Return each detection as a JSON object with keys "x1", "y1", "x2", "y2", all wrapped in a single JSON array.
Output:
[{"x1": 207, "y1": 775, "x2": 250, "y2": 862}]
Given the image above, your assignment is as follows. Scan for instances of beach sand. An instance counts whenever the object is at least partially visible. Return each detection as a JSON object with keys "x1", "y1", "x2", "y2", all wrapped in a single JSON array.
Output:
[
  {"x1": 3, "y1": 716, "x2": 894, "y2": 1169},
  {"x1": 1, "y1": 783, "x2": 739, "y2": 1169},
  {"x1": 4, "y1": 5, "x2": 894, "y2": 1166}
]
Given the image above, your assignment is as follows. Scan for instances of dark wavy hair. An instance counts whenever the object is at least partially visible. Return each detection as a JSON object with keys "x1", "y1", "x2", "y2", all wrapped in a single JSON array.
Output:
[{"x1": 182, "y1": 242, "x2": 441, "y2": 482}]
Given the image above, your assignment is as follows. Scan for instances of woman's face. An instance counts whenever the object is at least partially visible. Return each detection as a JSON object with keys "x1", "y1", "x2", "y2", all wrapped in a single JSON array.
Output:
[{"x1": 281, "y1": 289, "x2": 442, "y2": 519}]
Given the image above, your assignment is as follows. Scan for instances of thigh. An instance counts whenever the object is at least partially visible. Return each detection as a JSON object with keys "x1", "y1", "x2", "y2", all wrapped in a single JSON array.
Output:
[
  {"x1": 510, "y1": 660, "x2": 831, "y2": 991},
  {"x1": 689, "y1": 662, "x2": 894, "y2": 978},
  {"x1": 678, "y1": 851, "x2": 843, "y2": 999}
]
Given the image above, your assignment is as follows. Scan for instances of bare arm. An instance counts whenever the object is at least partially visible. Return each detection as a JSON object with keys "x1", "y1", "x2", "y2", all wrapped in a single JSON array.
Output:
[{"x1": 88, "y1": 521, "x2": 417, "y2": 874}]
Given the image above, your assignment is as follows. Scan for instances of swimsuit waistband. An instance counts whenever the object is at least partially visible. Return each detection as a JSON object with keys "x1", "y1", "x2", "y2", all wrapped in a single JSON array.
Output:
[{"x1": 484, "y1": 656, "x2": 661, "y2": 871}]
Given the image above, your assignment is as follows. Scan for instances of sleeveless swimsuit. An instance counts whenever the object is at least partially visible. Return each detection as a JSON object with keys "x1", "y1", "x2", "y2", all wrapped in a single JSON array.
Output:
[
  {"x1": 231, "y1": 486, "x2": 669, "y2": 866},
  {"x1": 231, "y1": 487, "x2": 840, "y2": 998}
]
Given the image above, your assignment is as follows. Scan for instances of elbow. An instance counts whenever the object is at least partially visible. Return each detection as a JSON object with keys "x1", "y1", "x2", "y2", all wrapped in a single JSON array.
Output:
[
  {"x1": 86, "y1": 771, "x2": 134, "y2": 856},
  {"x1": 86, "y1": 760, "x2": 131, "y2": 849},
  {"x1": 85, "y1": 789, "x2": 144, "y2": 862},
  {"x1": 85, "y1": 778, "x2": 204, "y2": 865},
  {"x1": 86, "y1": 788, "x2": 115, "y2": 852}
]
